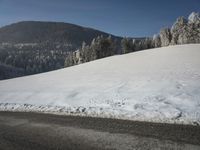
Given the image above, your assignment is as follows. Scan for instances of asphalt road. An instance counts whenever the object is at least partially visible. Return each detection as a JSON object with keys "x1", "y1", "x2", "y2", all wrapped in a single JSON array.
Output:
[{"x1": 0, "y1": 112, "x2": 200, "y2": 150}]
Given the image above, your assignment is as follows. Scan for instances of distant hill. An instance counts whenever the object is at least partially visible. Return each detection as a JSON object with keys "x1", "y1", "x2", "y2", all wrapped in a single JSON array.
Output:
[
  {"x1": 0, "y1": 21, "x2": 123, "y2": 80},
  {"x1": 0, "y1": 21, "x2": 122, "y2": 49}
]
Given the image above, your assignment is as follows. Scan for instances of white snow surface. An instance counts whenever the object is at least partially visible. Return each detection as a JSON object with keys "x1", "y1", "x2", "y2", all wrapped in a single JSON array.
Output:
[{"x1": 0, "y1": 44, "x2": 200, "y2": 125}]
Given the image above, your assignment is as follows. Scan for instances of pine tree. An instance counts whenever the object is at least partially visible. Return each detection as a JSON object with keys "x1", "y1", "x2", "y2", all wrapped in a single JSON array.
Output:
[{"x1": 121, "y1": 37, "x2": 133, "y2": 54}]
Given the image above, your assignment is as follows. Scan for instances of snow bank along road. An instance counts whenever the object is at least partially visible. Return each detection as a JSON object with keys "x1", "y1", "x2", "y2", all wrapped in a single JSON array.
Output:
[
  {"x1": 0, "y1": 44, "x2": 200, "y2": 125},
  {"x1": 0, "y1": 112, "x2": 200, "y2": 150}
]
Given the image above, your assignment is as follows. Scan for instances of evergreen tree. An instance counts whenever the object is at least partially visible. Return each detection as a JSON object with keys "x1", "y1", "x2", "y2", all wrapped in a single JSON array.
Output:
[{"x1": 121, "y1": 37, "x2": 133, "y2": 54}]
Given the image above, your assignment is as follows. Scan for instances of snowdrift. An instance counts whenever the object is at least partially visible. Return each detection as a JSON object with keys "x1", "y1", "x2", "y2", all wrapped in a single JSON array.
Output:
[{"x1": 0, "y1": 44, "x2": 200, "y2": 125}]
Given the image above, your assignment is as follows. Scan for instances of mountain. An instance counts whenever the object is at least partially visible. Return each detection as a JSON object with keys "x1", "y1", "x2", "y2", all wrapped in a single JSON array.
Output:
[
  {"x1": 0, "y1": 44, "x2": 200, "y2": 125},
  {"x1": 0, "y1": 21, "x2": 121, "y2": 48},
  {"x1": 0, "y1": 21, "x2": 122, "y2": 80}
]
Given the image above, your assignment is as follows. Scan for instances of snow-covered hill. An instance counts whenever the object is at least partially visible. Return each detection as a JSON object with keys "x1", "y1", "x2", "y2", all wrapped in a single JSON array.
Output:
[{"x1": 0, "y1": 44, "x2": 200, "y2": 125}]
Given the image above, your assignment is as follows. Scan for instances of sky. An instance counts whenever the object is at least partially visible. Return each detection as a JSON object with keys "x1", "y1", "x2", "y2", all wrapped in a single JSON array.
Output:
[{"x1": 0, "y1": 0, "x2": 199, "y2": 37}]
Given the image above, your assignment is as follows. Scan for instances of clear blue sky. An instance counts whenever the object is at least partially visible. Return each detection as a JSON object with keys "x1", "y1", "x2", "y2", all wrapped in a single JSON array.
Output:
[{"x1": 0, "y1": 0, "x2": 199, "y2": 37}]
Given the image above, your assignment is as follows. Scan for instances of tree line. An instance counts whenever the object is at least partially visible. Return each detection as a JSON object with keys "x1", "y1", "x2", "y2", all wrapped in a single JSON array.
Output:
[
  {"x1": 64, "y1": 35, "x2": 117, "y2": 67},
  {"x1": 0, "y1": 44, "x2": 68, "y2": 75}
]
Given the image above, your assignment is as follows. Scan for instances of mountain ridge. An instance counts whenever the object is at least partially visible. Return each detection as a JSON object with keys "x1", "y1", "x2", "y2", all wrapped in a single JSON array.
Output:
[
  {"x1": 0, "y1": 21, "x2": 123, "y2": 80},
  {"x1": 0, "y1": 21, "x2": 122, "y2": 46}
]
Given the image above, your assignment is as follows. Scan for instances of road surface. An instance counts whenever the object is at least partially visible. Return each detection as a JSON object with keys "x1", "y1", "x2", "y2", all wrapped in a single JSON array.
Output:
[{"x1": 0, "y1": 111, "x2": 200, "y2": 150}]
